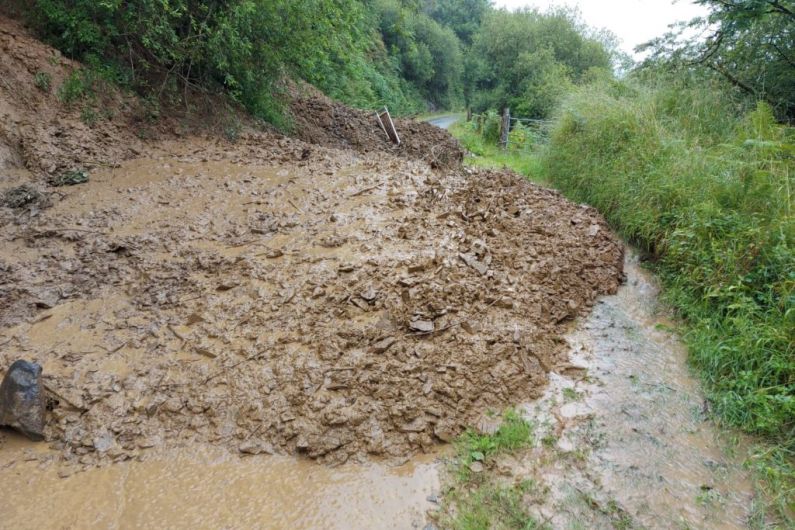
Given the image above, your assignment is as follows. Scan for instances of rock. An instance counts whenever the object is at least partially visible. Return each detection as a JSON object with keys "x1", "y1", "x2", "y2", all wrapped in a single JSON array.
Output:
[
  {"x1": 433, "y1": 421, "x2": 456, "y2": 443},
  {"x1": 372, "y1": 336, "x2": 396, "y2": 354},
  {"x1": 0, "y1": 360, "x2": 46, "y2": 441},
  {"x1": 459, "y1": 252, "x2": 488, "y2": 275},
  {"x1": 239, "y1": 440, "x2": 273, "y2": 455},
  {"x1": 469, "y1": 461, "x2": 484, "y2": 473},
  {"x1": 409, "y1": 319, "x2": 434, "y2": 333},
  {"x1": 93, "y1": 431, "x2": 115, "y2": 453}
]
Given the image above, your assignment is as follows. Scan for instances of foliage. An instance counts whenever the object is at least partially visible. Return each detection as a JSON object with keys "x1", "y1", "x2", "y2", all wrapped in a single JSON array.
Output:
[
  {"x1": 371, "y1": 0, "x2": 464, "y2": 109},
  {"x1": 639, "y1": 0, "x2": 795, "y2": 121},
  {"x1": 440, "y1": 410, "x2": 541, "y2": 530},
  {"x1": 33, "y1": 71, "x2": 51, "y2": 92},
  {"x1": 468, "y1": 8, "x2": 615, "y2": 118},
  {"x1": 24, "y1": 0, "x2": 465, "y2": 123},
  {"x1": 450, "y1": 119, "x2": 547, "y2": 182},
  {"x1": 422, "y1": 0, "x2": 491, "y2": 45},
  {"x1": 543, "y1": 78, "x2": 794, "y2": 518}
]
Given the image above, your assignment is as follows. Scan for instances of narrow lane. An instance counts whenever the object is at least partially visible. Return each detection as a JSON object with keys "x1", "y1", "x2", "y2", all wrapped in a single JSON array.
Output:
[{"x1": 425, "y1": 114, "x2": 461, "y2": 130}]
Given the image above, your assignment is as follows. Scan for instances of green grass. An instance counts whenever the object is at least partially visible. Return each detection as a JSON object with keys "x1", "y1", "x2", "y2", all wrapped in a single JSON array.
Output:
[
  {"x1": 449, "y1": 121, "x2": 547, "y2": 184},
  {"x1": 448, "y1": 481, "x2": 544, "y2": 530},
  {"x1": 440, "y1": 409, "x2": 542, "y2": 530}
]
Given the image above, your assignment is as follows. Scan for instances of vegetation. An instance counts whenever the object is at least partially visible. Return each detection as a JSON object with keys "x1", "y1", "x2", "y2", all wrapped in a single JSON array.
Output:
[
  {"x1": 449, "y1": 119, "x2": 545, "y2": 181},
  {"x1": 467, "y1": 8, "x2": 617, "y2": 118},
  {"x1": 440, "y1": 410, "x2": 542, "y2": 529},
  {"x1": 641, "y1": 0, "x2": 795, "y2": 121}
]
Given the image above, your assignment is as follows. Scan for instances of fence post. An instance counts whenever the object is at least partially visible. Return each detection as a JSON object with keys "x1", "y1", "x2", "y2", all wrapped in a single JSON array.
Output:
[
  {"x1": 500, "y1": 107, "x2": 510, "y2": 149},
  {"x1": 466, "y1": 108, "x2": 472, "y2": 122}
]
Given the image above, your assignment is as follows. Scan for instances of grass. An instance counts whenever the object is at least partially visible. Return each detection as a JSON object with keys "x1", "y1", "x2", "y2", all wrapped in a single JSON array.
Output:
[
  {"x1": 449, "y1": 121, "x2": 547, "y2": 184},
  {"x1": 439, "y1": 409, "x2": 543, "y2": 530},
  {"x1": 543, "y1": 81, "x2": 793, "y2": 521}
]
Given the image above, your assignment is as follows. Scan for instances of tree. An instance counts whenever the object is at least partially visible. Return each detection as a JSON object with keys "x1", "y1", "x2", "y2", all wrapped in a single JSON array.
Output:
[
  {"x1": 422, "y1": 0, "x2": 491, "y2": 45},
  {"x1": 639, "y1": 0, "x2": 795, "y2": 120},
  {"x1": 468, "y1": 8, "x2": 614, "y2": 118}
]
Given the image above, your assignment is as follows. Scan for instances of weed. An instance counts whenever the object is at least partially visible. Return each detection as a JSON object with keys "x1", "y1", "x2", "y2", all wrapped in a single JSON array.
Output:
[
  {"x1": 34, "y1": 71, "x2": 51, "y2": 92},
  {"x1": 440, "y1": 410, "x2": 541, "y2": 529},
  {"x1": 562, "y1": 387, "x2": 580, "y2": 402},
  {"x1": 58, "y1": 70, "x2": 93, "y2": 104},
  {"x1": 80, "y1": 107, "x2": 98, "y2": 126},
  {"x1": 449, "y1": 121, "x2": 547, "y2": 184},
  {"x1": 446, "y1": 480, "x2": 545, "y2": 530},
  {"x1": 543, "y1": 79, "x2": 794, "y2": 520}
]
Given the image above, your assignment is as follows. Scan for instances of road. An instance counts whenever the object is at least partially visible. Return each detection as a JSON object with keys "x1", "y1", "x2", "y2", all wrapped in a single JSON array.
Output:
[{"x1": 425, "y1": 114, "x2": 461, "y2": 130}]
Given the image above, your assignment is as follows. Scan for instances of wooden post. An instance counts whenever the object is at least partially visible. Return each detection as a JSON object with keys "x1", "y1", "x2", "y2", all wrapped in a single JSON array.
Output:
[
  {"x1": 499, "y1": 107, "x2": 510, "y2": 149},
  {"x1": 466, "y1": 108, "x2": 472, "y2": 122}
]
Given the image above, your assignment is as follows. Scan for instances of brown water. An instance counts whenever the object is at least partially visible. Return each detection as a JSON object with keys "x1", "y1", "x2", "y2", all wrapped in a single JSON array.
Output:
[{"x1": 0, "y1": 433, "x2": 441, "y2": 529}]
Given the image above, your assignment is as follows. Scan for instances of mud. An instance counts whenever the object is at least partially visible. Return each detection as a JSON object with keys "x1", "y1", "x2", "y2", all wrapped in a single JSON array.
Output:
[
  {"x1": 0, "y1": 123, "x2": 623, "y2": 469},
  {"x1": 0, "y1": 15, "x2": 149, "y2": 175}
]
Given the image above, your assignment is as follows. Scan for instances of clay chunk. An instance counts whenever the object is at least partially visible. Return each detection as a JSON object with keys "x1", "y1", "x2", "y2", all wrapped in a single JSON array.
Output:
[{"x1": 0, "y1": 360, "x2": 46, "y2": 441}]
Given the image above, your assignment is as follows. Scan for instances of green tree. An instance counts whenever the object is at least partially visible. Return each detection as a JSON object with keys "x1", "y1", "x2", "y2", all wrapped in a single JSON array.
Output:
[
  {"x1": 469, "y1": 8, "x2": 614, "y2": 118},
  {"x1": 422, "y1": 0, "x2": 491, "y2": 45},
  {"x1": 639, "y1": 0, "x2": 795, "y2": 120}
]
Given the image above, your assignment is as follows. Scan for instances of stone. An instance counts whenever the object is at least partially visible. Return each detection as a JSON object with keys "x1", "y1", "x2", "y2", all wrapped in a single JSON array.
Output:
[
  {"x1": 239, "y1": 440, "x2": 273, "y2": 455},
  {"x1": 0, "y1": 360, "x2": 46, "y2": 441},
  {"x1": 409, "y1": 319, "x2": 434, "y2": 333},
  {"x1": 372, "y1": 336, "x2": 396, "y2": 354}
]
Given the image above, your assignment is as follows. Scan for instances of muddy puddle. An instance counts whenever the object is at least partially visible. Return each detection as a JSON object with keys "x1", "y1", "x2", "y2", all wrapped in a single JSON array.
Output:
[
  {"x1": 520, "y1": 252, "x2": 758, "y2": 529},
  {"x1": 0, "y1": 432, "x2": 441, "y2": 529}
]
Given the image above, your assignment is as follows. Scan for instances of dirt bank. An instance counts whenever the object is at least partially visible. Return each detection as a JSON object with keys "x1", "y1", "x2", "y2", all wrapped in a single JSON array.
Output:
[{"x1": 289, "y1": 86, "x2": 464, "y2": 170}]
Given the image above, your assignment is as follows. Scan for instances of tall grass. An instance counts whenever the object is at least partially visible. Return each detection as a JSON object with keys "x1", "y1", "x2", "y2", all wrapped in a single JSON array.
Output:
[{"x1": 543, "y1": 78, "x2": 794, "y2": 515}]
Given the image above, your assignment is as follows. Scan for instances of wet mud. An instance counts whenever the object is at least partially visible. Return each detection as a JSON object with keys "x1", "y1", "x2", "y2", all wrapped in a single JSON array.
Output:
[{"x1": 0, "y1": 134, "x2": 623, "y2": 469}]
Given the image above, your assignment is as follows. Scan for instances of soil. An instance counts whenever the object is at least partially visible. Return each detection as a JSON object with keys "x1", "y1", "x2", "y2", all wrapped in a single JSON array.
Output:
[
  {"x1": 0, "y1": 13, "x2": 624, "y2": 471},
  {"x1": 289, "y1": 86, "x2": 464, "y2": 170}
]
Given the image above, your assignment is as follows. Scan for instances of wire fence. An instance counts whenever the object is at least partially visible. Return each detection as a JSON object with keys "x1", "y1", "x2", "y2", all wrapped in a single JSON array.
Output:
[{"x1": 467, "y1": 112, "x2": 553, "y2": 151}]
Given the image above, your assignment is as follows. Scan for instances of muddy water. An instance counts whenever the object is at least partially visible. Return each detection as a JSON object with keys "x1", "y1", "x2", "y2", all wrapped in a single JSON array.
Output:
[
  {"x1": 525, "y1": 252, "x2": 757, "y2": 529},
  {"x1": 0, "y1": 432, "x2": 441, "y2": 529}
]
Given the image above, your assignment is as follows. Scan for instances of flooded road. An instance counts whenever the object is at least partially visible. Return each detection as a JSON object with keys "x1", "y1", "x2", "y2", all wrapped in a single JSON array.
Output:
[
  {"x1": 520, "y1": 252, "x2": 757, "y2": 529},
  {"x1": 0, "y1": 249, "x2": 762, "y2": 529},
  {"x1": 0, "y1": 251, "x2": 762, "y2": 530}
]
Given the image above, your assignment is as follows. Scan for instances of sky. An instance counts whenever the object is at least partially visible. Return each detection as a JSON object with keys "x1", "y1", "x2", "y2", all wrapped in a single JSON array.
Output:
[{"x1": 491, "y1": 0, "x2": 709, "y2": 58}]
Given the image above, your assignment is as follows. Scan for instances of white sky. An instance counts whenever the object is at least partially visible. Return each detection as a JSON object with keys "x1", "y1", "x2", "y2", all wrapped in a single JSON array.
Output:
[{"x1": 491, "y1": 0, "x2": 709, "y2": 58}]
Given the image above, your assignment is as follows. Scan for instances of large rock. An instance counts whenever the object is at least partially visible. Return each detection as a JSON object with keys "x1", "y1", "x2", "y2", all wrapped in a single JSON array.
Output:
[{"x1": 0, "y1": 360, "x2": 46, "y2": 440}]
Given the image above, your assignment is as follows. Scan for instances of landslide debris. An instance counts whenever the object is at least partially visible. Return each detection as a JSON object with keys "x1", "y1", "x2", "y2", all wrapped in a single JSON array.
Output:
[
  {"x1": 0, "y1": 11, "x2": 623, "y2": 471},
  {"x1": 0, "y1": 133, "x2": 623, "y2": 467}
]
